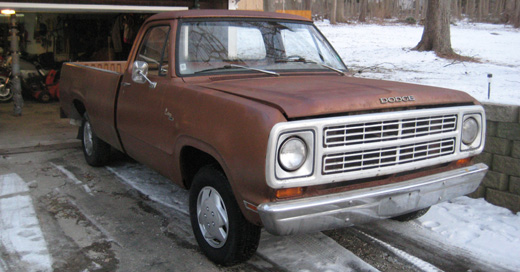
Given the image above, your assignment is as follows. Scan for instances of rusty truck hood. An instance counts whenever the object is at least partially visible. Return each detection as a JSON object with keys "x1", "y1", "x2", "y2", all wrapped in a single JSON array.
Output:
[{"x1": 195, "y1": 75, "x2": 477, "y2": 119}]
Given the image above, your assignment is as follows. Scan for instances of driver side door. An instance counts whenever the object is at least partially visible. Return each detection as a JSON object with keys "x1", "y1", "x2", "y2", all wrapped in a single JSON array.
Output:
[{"x1": 117, "y1": 23, "x2": 172, "y2": 168}]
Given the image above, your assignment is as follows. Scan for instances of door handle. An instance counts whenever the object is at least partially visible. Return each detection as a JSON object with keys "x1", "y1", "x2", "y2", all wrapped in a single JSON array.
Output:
[{"x1": 121, "y1": 82, "x2": 131, "y2": 87}]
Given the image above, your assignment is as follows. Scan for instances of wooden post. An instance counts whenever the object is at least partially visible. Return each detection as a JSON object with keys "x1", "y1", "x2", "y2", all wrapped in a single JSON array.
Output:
[{"x1": 10, "y1": 14, "x2": 23, "y2": 116}]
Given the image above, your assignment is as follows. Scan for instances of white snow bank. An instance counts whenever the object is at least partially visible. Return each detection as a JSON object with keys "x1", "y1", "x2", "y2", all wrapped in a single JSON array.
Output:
[
  {"x1": 317, "y1": 21, "x2": 520, "y2": 105},
  {"x1": 418, "y1": 196, "x2": 520, "y2": 271}
]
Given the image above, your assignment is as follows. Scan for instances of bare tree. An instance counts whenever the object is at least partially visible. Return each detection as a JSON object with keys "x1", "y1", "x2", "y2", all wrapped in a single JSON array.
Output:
[
  {"x1": 336, "y1": 0, "x2": 348, "y2": 23},
  {"x1": 263, "y1": 0, "x2": 276, "y2": 12},
  {"x1": 492, "y1": 0, "x2": 504, "y2": 19},
  {"x1": 414, "y1": 0, "x2": 456, "y2": 57},
  {"x1": 477, "y1": 0, "x2": 483, "y2": 21},
  {"x1": 514, "y1": 0, "x2": 520, "y2": 27},
  {"x1": 466, "y1": 0, "x2": 476, "y2": 19},
  {"x1": 414, "y1": 0, "x2": 421, "y2": 20},
  {"x1": 359, "y1": 0, "x2": 367, "y2": 22},
  {"x1": 330, "y1": 0, "x2": 337, "y2": 24},
  {"x1": 452, "y1": 0, "x2": 462, "y2": 20},
  {"x1": 303, "y1": 0, "x2": 312, "y2": 10}
]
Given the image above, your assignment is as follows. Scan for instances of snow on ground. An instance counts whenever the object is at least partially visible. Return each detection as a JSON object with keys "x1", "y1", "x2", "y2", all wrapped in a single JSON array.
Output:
[
  {"x1": 107, "y1": 162, "x2": 520, "y2": 270},
  {"x1": 107, "y1": 161, "x2": 378, "y2": 272},
  {"x1": 0, "y1": 173, "x2": 53, "y2": 272},
  {"x1": 418, "y1": 197, "x2": 520, "y2": 271},
  {"x1": 317, "y1": 20, "x2": 520, "y2": 105},
  {"x1": 317, "y1": 20, "x2": 520, "y2": 269}
]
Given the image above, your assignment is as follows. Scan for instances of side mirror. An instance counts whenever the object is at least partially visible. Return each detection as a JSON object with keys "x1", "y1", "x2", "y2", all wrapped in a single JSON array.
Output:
[{"x1": 132, "y1": 61, "x2": 157, "y2": 89}]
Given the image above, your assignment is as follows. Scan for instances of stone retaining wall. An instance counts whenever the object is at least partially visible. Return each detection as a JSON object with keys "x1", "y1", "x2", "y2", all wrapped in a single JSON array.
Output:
[{"x1": 470, "y1": 103, "x2": 520, "y2": 213}]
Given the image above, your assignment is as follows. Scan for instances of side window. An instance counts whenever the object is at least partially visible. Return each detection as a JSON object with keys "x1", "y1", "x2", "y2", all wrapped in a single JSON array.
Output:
[{"x1": 136, "y1": 25, "x2": 170, "y2": 76}]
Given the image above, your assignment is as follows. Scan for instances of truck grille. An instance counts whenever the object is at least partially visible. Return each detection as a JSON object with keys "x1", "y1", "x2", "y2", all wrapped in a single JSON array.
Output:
[
  {"x1": 324, "y1": 115, "x2": 457, "y2": 147},
  {"x1": 323, "y1": 138, "x2": 455, "y2": 174},
  {"x1": 266, "y1": 105, "x2": 486, "y2": 188},
  {"x1": 322, "y1": 114, "x2": 457, "y2": 175},
  {"x1": 267, "y1": 105, "x2": 485, "y2": 189}
]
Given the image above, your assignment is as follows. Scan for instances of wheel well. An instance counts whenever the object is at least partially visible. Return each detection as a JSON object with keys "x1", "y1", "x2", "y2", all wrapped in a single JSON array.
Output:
[
  {"x1": 73, "y1": 100, "x2": 86, "y2": 117},
  {"x1": 180, "y1": 146, "x2": 223, "y2": 189}
]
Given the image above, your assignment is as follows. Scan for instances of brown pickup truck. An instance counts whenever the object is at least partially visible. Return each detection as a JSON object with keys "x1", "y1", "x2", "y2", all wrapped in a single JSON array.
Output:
[{"x1": 60, "y1": 10, "x2": 488, "y2": 266}]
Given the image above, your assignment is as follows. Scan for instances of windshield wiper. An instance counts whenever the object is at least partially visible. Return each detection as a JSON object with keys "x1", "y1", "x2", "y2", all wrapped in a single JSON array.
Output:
[
  {"x1": 194, "y1": 64, "x2": 279, "y2": 76},
  {"x1": 275, "y1": 56, "x2": 345, "y2": 76}
]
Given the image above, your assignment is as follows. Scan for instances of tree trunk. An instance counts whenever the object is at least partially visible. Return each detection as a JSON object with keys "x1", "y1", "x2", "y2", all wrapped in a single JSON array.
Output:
[
  {"x1": 458, "y1": 0, "x2": 463, "y2": 19},
  {"x1": 414, "y1": 0, "x2": 421, "y2": 20},
  {"x1": 477, "y1": 0, "x2": 483, "y2": 21},
  {"x1": 514, "y1": 0, "x2": 520, "y2": 28},
  {"x1": 344, "y1": 0, "x2": 352, "y2": 18},
  {"x1": 468, "y1": 0, "x2": 476, "y2": 19},
  {"x1": 452, "y1": 0, "x2": 458, "y2": 19},
  {"x1": 336, "y1": 0, "x2": 347, "y2": 23},
  {"x1": 414, "y1": 0, "x2": 455, "y2": 57},
  {"x1": 263, "y1": 0, "x2": 276, "y2": 12},
  {"x1": 330, "y1": 0, "x2": 338, "y2": 24},
  {"x1": 493, "y1": 0, "x2": 503, "y2": 18},
  {"x1": 303, "y1": 0, "x2": 312, "y2": 10},
  {"x1": 359, "y1": 0, "x2": 367, "y2": 22},
  {"x1": 421, "y1": 0, "x2": 428, "y2": 20}
]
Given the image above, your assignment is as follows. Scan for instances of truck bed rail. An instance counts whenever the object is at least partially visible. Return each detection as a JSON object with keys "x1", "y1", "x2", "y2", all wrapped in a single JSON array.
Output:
[{"x1": 74, "y1": 61, "x2": 127, "y2": 73}]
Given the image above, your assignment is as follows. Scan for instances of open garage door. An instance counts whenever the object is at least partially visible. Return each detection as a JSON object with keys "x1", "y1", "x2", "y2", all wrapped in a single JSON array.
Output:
[{"x1": 0, "y1": 2, "x2": 188, "y2": 63}]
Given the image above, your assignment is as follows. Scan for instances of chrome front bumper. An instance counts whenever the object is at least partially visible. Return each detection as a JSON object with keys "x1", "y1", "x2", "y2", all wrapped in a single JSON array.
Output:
[{"x1": 258, "y1": 163, "x2": 488, "y2": 236}]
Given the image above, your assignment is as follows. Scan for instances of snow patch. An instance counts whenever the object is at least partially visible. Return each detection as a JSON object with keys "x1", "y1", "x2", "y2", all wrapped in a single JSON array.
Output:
[
  {"x1": 106, "y1": 163, "x2": 189, "y2": 215},
  {"x1": 258, "y1": 232, "x2": 378, "y2": 272},
  {"x1": 0, "y1": 173, "x2": 29, "y2": 197},
  {"x1": 108, "y1": 162, "x2": 377, "y2": 271},
  {"x1": 0, "y1": 173, "x2": 53, "y2": 271},
  {"x1": 356, "y1": 230, "x2": 442, "y2": 272},
  {"x1": 417, "y1": 197, "x2": 520, "y2": 271},
  {"x1": 51, "y1": 163, "x2": 93, "y2": 196},
  {"x1": 317, "y1": 21, "x2": 520, "y2": 105}
]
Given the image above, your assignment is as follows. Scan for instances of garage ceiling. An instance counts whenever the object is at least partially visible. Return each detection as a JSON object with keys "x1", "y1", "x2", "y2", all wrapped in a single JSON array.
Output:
[{"x1": 0, "y1": 2, "x2": 188, "y2": 13}]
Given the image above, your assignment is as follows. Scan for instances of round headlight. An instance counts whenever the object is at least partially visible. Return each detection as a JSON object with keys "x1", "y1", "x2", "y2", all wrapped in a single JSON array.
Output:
[
  {"x1": 462, "y1": 117, "x2": 479, "y2": 145},
  {"x1": 279, "y1": 137, "x2": 307, "y2": 172}
]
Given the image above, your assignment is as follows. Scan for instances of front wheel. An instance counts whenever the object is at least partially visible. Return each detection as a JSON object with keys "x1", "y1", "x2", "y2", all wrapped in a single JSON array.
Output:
[
  {"x1": 81, "y1": 113, "x2": 111, "y2": 166},
  {"x1": 189, "y1": 165, "x2": 261, "y2": 266}
]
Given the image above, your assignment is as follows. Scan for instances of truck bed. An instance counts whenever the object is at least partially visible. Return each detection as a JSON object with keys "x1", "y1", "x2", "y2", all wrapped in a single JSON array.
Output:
[{"x1": 59, "y1": 62, "x2": 125, "y2": 151}]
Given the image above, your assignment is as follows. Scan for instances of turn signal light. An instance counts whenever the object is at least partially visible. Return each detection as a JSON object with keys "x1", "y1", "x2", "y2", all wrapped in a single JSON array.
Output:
[
  {"x1": 456, "y1": 158, "x2": 471, "y2": 165},
  {"x1": 276, "y1": 187, "x2": 303, "y2": 198}
]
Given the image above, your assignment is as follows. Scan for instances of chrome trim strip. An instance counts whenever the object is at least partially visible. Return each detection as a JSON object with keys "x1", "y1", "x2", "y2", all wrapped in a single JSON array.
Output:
[{"x1": 258, "y1": 163, "x2": 488, "y2": 236}]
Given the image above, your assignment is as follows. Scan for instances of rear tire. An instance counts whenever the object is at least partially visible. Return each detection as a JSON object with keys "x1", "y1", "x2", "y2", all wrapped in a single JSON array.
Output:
[
  {"x1": 81, "y1": 113, "x2": 111, "y2": 166},
  {"x1": 0, "y1": 82, "x2": 13, "y2": 102},
  {"x1": 189, "y1": 165, "x2": 261, "y2": 266},
  {"x1": 392, "y1": 207, "x2": 430, "y2": 222}
]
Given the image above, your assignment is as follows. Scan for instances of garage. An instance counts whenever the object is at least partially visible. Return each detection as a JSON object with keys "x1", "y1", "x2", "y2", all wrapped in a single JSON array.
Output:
[{"x1": 0, "y1": 0, "x2": 228, "y2": 104}]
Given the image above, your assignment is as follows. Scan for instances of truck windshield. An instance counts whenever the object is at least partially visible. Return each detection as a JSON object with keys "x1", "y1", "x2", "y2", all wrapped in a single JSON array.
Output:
[{"x1": 177, "y1": 20, "x2": 347, "y2": 76}]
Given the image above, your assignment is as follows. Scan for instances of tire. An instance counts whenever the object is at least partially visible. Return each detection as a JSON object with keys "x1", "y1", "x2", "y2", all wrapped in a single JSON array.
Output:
[
  {"x1": 0, "y1": 82, "x2": 13, "y2": 102},
  {"x1": 38, "y1": 91, "x2": 51, "y2": 103},
  {"x1": 81, "y1": 113, "x2": 111, "y2": 166},
  {"x1": 392, "y1": 207, "x2": 430, "y2": 222},
  {"x1": 189, "y1": 165, "x2": 261, "y2": 266}
]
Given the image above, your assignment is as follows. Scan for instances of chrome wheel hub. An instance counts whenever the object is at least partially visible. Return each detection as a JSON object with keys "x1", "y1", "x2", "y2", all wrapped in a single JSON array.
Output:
[
  {"x1": 197, "y1": 186, "x2": 229, "y2": 248},
  {"x1": 83, "y1": 121, "x2": 94, "y2": 156}
]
